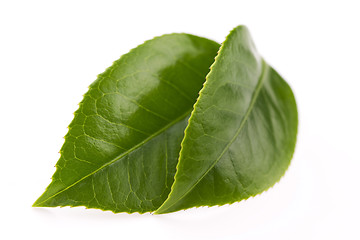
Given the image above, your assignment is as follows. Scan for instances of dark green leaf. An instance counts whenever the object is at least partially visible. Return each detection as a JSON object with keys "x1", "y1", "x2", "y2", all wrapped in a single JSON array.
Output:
[{"x1": 155, "y1": 26, "x2": 297, "y2": 214}]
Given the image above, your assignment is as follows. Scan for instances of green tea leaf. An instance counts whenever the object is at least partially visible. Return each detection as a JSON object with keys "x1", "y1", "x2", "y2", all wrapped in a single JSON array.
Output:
[
  {"x1": 34, "y1": 26, "x2": 297, "y2": 214},
  {"x1": 33, "y1": 34, "x2": 220, "y2": 213},
  {"x1": 155, "y1": 26, "x2": 297, "y2": 214}
]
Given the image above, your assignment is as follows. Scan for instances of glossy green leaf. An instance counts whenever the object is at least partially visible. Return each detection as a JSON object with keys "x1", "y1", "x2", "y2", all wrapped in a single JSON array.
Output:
[
  {"x1": 33, "y1": 34, "x2": 220, "y2": 213},
  {"x1": 34, "y1": 26, "x2": 297, "y2": 214},
  {"x1": 155, "y1": 26, "x2": 297, "y2": 214}
]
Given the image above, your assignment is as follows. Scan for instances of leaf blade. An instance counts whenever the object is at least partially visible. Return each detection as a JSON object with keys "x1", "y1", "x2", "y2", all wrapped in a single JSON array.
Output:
[
  {"x1": 33, "y1": 34, "x2": 220, "y2": 213},
  {"x1": 155, "y1": 26, "x2": 298, "y2": 214}
]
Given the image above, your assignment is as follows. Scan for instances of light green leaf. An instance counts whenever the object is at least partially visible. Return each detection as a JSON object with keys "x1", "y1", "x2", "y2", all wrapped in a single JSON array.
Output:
[
  {"x1": 34, "y1": 26, "x2": 297, "y2": 214},
  {"x1": 33, "y1": 34, "x2": 220, "y2": 213}
]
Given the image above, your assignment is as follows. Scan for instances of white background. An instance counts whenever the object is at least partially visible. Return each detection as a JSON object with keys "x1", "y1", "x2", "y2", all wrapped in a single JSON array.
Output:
[{"x1": 1, "y1": 0, "x2": 359, "y2": 239}]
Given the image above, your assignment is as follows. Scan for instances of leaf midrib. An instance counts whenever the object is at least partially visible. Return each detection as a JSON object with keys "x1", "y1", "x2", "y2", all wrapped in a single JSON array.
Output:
[
  {"x1": 33, "y1": 109, "x2": 193, "y2": 206},
  {"x1": 156, "y1": 60, "x2": 268, "y2": 213}
]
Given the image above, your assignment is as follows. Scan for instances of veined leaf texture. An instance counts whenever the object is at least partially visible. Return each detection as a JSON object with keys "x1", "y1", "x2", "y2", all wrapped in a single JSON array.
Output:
[{"x1": 34, "y1": 25, "x2": 298, "y2": 214}]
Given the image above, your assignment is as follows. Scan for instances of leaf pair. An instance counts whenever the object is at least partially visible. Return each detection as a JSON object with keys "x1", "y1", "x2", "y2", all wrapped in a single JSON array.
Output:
[{"x1": 33, "y1": 26, "x2": 297, "y2": 214}]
